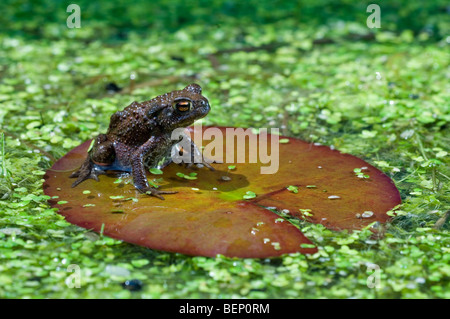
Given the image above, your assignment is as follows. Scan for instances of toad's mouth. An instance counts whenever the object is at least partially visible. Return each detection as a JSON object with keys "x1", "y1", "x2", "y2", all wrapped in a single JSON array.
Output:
[{"x1": 180, "y1": 105, "x2": 210, "y2": 125}]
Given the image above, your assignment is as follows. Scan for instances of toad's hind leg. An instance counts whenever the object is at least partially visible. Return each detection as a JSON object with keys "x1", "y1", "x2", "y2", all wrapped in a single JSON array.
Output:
[{"x1": 70, "y1": 134, "x2": 115, "y2": 187}]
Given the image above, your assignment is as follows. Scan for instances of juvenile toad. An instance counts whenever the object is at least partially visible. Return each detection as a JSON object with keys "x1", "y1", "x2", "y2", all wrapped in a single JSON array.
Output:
[{"x1": 71, "y1": 84, "x2": 213, "y2": 199}]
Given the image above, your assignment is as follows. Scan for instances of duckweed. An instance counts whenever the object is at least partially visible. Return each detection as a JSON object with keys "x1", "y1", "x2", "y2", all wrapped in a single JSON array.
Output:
[{"x1": 0, "y1": 0, "x2": 448, "y2": 299}]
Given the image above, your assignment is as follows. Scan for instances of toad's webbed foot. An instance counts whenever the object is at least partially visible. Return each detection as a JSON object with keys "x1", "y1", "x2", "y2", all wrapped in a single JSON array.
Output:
[
  {"x1": 182, "y1": 158, "x2": 217, "y2": 171},
  {"x1": 137, "y1": 186, "x2": 177, "y2": 200},
  {"x1": 70, "y1": 158, "x2": 106, "y2": 188}
]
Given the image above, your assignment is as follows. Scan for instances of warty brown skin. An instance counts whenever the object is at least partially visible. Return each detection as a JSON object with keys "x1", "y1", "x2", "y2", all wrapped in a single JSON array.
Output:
[{"x1": 70, "y1": 83, "x2": 213, "y2": 199}]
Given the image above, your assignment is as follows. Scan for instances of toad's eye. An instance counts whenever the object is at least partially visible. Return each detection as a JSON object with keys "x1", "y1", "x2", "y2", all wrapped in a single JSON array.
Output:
[{"x1": 173, "y1": 100, "x2": 191, "y2": 112}]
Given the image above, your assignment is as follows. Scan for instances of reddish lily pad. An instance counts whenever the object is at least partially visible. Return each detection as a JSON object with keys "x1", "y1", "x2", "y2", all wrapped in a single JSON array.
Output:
[{"x1": 43, "y1": 126, "x2": 401, "y2": 258}]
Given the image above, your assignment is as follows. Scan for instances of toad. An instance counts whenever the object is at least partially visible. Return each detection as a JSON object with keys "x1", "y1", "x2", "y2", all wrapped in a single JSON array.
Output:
[{"x1": 70, "y1": 83, "x2": 213, "y2": 199}]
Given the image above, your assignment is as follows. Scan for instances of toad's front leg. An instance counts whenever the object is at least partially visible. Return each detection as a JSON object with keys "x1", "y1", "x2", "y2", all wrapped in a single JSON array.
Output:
[
  {"x1": 130, "y1": 137, "x2": 177, "y2": 200},
  {"x1": 173, "y1": 132, "x2": 217, "y2": 170}
]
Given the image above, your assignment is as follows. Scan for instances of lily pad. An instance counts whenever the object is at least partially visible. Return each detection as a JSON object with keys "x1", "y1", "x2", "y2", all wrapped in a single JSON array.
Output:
[{"x1": 43, "y1": 126, "x2": 401, "y2": 258}]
